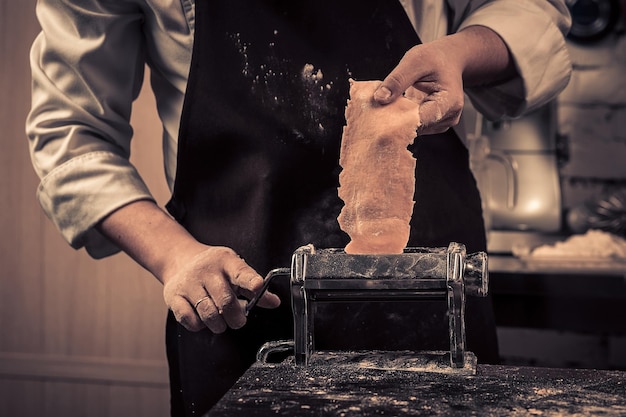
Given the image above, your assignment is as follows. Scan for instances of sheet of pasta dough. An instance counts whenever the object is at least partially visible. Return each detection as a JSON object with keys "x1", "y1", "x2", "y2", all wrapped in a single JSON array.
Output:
[{"x1": 337, "y1": 80, "x2": 420, "y2": 254}]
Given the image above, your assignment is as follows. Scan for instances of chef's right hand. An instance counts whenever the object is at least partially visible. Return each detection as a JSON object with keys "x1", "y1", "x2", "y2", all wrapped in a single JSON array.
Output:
[
  {"x1": 162, "y1": 245, "x2": 281, "y2": 333},
  {"x1": 97, "y1": 200, "x2": 281, "y2": 334}
]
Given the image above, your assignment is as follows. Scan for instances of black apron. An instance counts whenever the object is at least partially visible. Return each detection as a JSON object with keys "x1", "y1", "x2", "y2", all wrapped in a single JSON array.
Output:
[{"x1": 165, "y1": 1, "x2": 498, "y2": 415}]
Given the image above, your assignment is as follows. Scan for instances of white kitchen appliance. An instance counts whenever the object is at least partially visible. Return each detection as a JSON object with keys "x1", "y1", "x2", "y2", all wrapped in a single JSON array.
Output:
[{"x1": 468, "y1": 102, "x2": 563, "y2": 252}]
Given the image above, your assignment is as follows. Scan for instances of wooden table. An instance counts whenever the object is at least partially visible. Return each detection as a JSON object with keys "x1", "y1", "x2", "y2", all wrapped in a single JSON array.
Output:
[{"x1": 206, "y1": 352, "x2": 626, "y2": 416}]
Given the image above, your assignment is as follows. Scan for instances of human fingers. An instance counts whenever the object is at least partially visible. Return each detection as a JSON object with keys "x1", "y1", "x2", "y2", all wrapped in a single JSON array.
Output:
[
  {"x1": 418, "y1": 90, "x2": 464, "y2": 135},
  {"x1": 224, "y1": 256, "x2": 281, "y2": 309},
  {"x1": 167, "y1": 286, "x2": 229, "y2": 333},
  {"x1": 163, "y1": 246, "x2": 281, "y2": 332},
  {"x1": 191, "y1": 293, "x2": 228, "y2": 334},
  {"x1": 402, "y1": 83, "x2": 463, "y2": 135},
  {"x1": 374, "y1": 42, "x2": 465, "y2": 134},
  {"x1": 162, "y1": 246, "x2": 243, "y2": 332},
  {"x1": 168, "y1": 292, "x2": 206, "y2": 332},
  {"x1": 374, "y1": 46, "x2": 431, "y2": 105},
  {"x1": 201, "y1": 267, "x2": 248, "y2": 330}
]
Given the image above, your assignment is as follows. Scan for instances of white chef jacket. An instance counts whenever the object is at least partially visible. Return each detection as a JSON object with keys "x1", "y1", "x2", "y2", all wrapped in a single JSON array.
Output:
[{"x1": 26, "y1": 0, "x2": 572, "y2": 258}]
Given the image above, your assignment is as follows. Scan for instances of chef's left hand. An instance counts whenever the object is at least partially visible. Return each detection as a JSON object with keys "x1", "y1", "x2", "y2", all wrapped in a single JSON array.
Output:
[
  {"x1": 374, "y1": 26, "x2": 516, "y2": 135},
  {"x1": 374, "y1": 41, "x2": 464, "y2": 136}
]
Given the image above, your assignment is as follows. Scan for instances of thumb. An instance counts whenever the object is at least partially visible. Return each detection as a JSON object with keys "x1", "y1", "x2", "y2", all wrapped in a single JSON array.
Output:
[{"x1": 373, "y1": 72, "x2": 409, "y2": 105}]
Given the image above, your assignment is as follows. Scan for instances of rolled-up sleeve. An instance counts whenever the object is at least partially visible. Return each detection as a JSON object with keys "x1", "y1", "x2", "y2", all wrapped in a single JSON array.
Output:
[
  {"x1": 456, "y1": 0, "x2": 572, "y2": 120},
  {"x1": 26, "y1": 0, "x2": 154, "y2": 258}
]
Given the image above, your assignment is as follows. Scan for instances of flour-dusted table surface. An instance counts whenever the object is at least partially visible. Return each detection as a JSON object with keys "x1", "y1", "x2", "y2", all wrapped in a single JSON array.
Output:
[{"x1": 205, "y1": 351, "x2": 626, "y2": 416}]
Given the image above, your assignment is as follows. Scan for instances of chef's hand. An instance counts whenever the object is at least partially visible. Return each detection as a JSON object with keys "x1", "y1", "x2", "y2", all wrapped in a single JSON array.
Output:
[
  {"x1": 162, "y1": 245, "x2": 281, "y2": 333},
  {"x1": 374, "y1": 43, "x2": 464, "y2": 136},
  {"x1": 374, "y1": 26, "x2": 516, "y2": 135},
  {"x1": 97, "y1": 200, "x2": 281, "y2": 333}
]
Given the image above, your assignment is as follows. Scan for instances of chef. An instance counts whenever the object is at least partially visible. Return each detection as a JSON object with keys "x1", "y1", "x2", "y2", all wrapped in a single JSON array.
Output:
[{"x1": 27, "y1": 0, "x2": 572, "y2": 415}]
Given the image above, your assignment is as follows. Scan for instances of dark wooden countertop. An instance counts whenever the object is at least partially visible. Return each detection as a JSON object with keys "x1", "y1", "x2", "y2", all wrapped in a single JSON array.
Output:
[{"x1": 206, "y1": 353, "x2": 626, "y2": 416}]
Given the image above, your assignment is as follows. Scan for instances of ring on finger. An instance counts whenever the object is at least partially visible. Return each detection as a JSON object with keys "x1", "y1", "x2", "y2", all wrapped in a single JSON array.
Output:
[{"x1": 194, "y1": 296, "x2": 211, "y2": 310}]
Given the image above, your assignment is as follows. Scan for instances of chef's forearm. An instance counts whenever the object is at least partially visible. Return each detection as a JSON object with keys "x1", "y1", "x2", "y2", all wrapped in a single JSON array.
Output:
[
  {"x1": 443, "y1": 25, "x2": 517, "y2": 88},
  {"x1": 96, "y1": 199, "x2": 206, "y2": 285},
  {"x1": 457, "y1": 0, "x2": 572, "y2": 119}
]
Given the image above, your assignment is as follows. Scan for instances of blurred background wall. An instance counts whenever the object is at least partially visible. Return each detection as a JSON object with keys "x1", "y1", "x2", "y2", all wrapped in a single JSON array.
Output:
[{"x1": 1, "y1": 1, "x2": 171, "y2": 415}]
